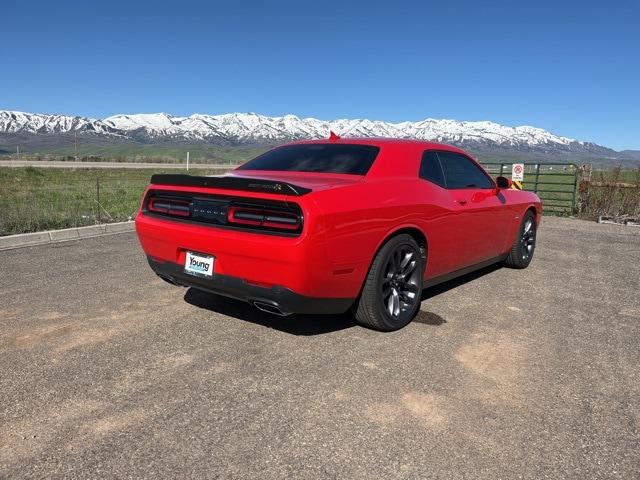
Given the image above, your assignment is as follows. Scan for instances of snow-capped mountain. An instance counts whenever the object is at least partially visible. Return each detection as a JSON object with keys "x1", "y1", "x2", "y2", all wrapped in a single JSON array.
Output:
[
  {"x1": 100, "y1": 112, "x2": 589, "y2": 151},
  {"x1": 0, "y1": 110, "x2": 616, "y2": 156},
  {"x1": 0, "y1": 111, "x2": 120, "y2": 136}
]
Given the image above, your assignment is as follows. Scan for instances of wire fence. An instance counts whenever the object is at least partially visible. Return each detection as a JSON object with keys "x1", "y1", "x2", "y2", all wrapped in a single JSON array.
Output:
[
  {"x1": 1, "y1": 178, "x2": 148, "y2": 235},
  {"x1": 0, "y1": 167, "x2": 234, "y2": 236},
  {"x1": 578, "y1": 166, "x2": 640, "y2": 220}
]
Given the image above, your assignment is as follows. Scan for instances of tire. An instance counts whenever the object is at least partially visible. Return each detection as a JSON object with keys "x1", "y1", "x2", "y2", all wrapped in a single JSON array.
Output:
[
  {"x1": 504, "y1": 210, "x2": 537, "y2": 269},
  {"x1": 354, "y1": 234, "x2": 424, "y2": 331}
]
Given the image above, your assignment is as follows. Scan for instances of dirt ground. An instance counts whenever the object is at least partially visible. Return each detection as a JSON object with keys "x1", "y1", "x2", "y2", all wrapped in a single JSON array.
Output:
[{"x1": 1, "y1": 216, "x2": 638, "y2": 479}]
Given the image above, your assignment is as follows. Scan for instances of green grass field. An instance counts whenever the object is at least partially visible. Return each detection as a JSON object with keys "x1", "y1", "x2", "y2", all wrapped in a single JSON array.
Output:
[{"x1": 0, "y1": 166, "x2": 233, "y2": 236}]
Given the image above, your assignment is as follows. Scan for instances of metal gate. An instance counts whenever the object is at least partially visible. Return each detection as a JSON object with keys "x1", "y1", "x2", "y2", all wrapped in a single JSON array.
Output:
[{"x1": 480, "y1": 162, "x2": 579, "y2": 214}]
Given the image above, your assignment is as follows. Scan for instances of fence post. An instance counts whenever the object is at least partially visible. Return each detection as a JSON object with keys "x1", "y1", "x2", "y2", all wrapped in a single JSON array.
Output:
[
  {"x1": 577, "y1": 164, "x2": 592, "y2": 215},
  {"x1": 96, "y1": 177, "x2": 101, "y2": 224},
  {"x1": 571, "y1": 164, "x2": 579, "y2": 214},
  {"x1": 534, "y1": 164, "x2": 540, "y2": 193}
]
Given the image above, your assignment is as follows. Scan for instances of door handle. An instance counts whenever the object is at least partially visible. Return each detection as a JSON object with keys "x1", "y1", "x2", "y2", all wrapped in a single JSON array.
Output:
[{"x1": 456, "y1": 199, "x2": 467, "y2": 205}]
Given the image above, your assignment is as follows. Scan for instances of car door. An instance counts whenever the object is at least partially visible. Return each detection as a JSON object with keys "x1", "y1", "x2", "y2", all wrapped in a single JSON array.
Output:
[
  {"x1": 418, "y1": 150, "x2": 470, "y2": 278},
  {"x1": 435, "y1": 151, "x2": 508, "y2": 270}
]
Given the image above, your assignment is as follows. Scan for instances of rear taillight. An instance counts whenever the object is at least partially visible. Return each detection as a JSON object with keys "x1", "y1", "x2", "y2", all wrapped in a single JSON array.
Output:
[
  {"x1": 227, "y1": 207, "x2": 301, "y2": 231},
  {"x1": 144, "y1": 191, "x2": 303, "y2": 235},
  {"x1": 148, "y1": 197, "x2": 190, "y2": 217}
]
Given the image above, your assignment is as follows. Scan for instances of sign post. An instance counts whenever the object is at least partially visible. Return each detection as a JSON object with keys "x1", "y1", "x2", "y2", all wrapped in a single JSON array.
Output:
[{"x1": 511, "y1": 163, "x2": 524, "y2": 190}]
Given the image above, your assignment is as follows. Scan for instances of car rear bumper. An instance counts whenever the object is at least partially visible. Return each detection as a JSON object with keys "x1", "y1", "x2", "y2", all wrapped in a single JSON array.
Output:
[
  {"x1": 136, "y1": 211, "x2": 367, "y2": 299},
  {"x1": 147, "y1": 256, "x2": 354, "y2": 315}
]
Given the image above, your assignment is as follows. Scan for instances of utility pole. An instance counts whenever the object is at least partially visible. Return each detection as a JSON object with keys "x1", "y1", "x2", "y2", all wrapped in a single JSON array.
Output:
[
  {"x1": 16, "y1": 145, "x2": 20, "y2": 161},
  {"x1": 186, "y1": 151, "x2": 190, "y2": 171},
  {"x1": 74, "y1": 131, "x2": 78, "y2": 161}
]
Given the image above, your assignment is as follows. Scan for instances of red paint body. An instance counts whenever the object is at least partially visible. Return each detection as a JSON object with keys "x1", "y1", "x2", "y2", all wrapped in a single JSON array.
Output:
[{"x1": 136, "y1": 139, "x2": 541, "y2": 308}]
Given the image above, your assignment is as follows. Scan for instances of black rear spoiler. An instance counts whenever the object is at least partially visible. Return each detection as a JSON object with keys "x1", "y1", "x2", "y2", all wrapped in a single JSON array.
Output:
[{"x1": 149, "y1": 174, "x2": 312, "y2": 196}]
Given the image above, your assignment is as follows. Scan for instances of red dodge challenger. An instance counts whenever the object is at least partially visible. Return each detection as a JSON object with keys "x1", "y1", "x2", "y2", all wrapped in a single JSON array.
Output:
[{"x1": 136, "y1": 137, "x2": 541, "y2": 331}]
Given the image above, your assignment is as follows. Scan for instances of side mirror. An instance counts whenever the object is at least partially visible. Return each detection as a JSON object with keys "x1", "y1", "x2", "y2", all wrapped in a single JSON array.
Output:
[{"x1": 496, "y1": 176, "x2": 512, "y2": 189}]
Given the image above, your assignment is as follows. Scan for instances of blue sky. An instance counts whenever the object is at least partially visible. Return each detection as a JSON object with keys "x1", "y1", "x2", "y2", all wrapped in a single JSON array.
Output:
[{"x1": 2, "y1": 0, "x2": 639, "y2": 150}]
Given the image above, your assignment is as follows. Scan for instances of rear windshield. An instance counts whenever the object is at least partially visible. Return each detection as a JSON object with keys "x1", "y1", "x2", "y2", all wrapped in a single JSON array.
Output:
[{"x1": 238, "y1": 144, "x2": 380, "y2": 175}]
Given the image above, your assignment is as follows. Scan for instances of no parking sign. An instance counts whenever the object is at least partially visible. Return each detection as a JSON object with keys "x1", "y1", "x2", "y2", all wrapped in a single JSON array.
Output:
[{"x1": 511, "y1": 163, "x2": 524, "y2": 189}]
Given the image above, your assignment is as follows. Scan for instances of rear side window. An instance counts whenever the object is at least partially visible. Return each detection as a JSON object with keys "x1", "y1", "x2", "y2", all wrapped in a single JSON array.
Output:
[
  {"x1": 419, "y1": 151, "x2": 446, "y2": 187},
  {"x1": 437, "y1": 151, "x2": 494, "y2": 189},
  {"x1": 238, "y1": 144, "x2": 380, "y2": 175}
]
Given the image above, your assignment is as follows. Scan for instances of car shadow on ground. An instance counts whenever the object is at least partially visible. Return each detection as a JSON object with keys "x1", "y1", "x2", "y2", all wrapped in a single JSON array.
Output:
[
  {"x1": 183, "y1": 287, "x2": 357, "y2": 335},
  {"x1": 421, "y1": 263, "x2": 503, "y2": 301},
  {"x1": 183, "y1": 263, "x2": 502, "y2": 335}
]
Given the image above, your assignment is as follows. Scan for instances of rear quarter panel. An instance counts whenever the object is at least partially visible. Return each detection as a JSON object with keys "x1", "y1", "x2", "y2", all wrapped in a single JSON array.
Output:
[{"x1": 310, "y1": 177, "x2": 461, "y2": 287}]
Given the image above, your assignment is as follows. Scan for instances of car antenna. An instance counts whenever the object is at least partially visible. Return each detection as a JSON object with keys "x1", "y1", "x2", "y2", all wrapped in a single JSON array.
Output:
[{"x1": 329, "y1": 130, "x2": 340, "y2": 142}]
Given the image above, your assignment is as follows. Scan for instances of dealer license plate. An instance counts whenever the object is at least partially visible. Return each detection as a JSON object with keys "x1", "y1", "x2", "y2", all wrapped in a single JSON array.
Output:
[{"x1": 184, "y1": 251, "x2": 215, "y2": 278}]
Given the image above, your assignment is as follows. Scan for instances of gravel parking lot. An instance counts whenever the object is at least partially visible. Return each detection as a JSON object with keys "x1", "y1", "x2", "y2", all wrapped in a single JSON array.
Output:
[{"x1": 1, "y1": 216, "x2": 639, "y2": 479}]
